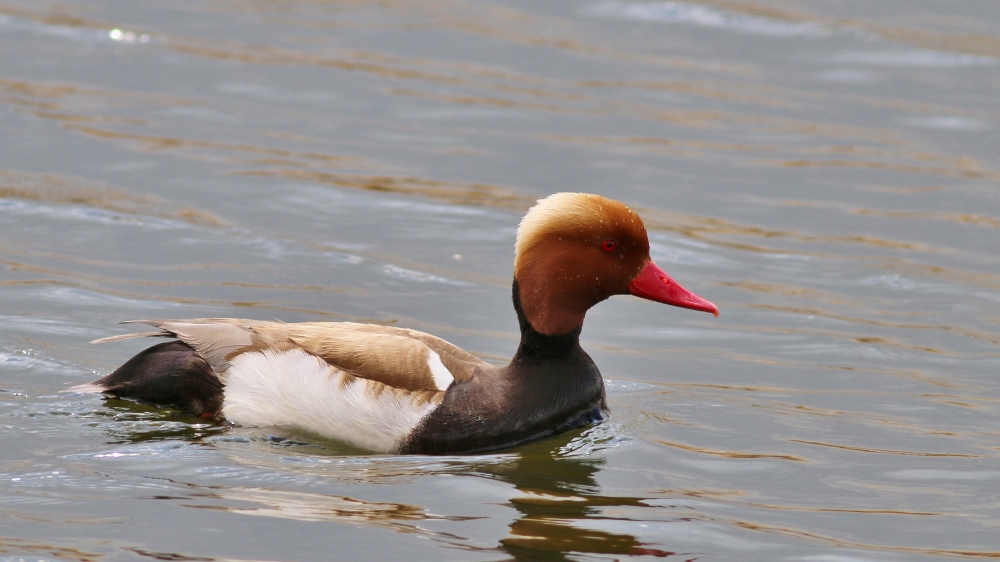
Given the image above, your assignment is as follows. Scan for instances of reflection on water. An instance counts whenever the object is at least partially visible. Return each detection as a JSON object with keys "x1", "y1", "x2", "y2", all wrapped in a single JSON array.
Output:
[
  {"x1": 95, "y1": 398, "x2": 228, "y2": 444},
  {"x1": 186, "y1": 423, "x2": 681, "y2": 560},
  {"x1": 49, "y1": 400, "x2": 681, "y2": 559},
  {"x1": 493, "y1": 443, "x2": 679, "y2": 561},
  {"x1": 1, "y1": 0, "x2": 999, "y2": 559}
]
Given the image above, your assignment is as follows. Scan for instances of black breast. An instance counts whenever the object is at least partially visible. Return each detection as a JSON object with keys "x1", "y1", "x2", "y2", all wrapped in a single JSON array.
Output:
[{"x1": 399, "y1": 319, "x2": 608, "y2": 454}]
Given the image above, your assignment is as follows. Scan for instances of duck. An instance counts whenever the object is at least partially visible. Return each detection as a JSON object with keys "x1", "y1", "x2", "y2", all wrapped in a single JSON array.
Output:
[{"x1": 71, "y1": 193, "x2": 718, "y2": 454}]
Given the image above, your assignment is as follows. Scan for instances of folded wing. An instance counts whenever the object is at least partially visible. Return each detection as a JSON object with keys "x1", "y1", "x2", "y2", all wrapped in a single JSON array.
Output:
[{"x1": 94, "y1": 319, "x2": 489, "y2": 392}]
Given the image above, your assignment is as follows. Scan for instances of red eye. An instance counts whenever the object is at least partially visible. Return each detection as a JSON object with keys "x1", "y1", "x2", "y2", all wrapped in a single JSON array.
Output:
[{"x1": 601, "y1": 239, "x2": 617, "y2": 252}]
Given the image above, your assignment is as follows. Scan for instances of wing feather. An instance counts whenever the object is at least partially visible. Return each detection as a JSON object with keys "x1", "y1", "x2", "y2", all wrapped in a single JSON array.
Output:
[
  {"x1": 253, "y1": 322, "x2": 485, "y2": 391},
  {"x1": 93, "y1": 319, "x2": 490, "y2": 392}
]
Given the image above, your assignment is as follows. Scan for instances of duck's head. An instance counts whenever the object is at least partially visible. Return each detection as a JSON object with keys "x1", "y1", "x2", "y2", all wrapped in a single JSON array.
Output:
[{"x1": 514, "y1": 192, "x2": 718, "y2": 335}]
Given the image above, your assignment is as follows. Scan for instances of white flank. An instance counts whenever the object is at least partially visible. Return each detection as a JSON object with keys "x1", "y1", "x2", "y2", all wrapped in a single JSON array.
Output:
[
  {"x1": 426, "y1": 350, "x2": 454, "y2": 391},
  {"x1": 222, "y1": 348, "x2": 440, "y2": 453}
]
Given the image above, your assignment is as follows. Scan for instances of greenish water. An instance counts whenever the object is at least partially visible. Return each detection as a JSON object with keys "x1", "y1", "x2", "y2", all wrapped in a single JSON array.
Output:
[{"x1": 1, "y1": 0, "x2": 998, "y2": 560}]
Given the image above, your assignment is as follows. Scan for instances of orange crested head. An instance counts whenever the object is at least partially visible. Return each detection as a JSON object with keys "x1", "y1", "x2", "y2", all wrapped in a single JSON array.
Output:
[{"x1": 513, "y1": 192, "x2": 718, "y2": 335}]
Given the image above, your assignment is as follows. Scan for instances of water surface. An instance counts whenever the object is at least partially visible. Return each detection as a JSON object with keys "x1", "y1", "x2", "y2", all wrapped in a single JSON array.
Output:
[{"x1": 1, "y1": 0, "x2": 999, "y2": 560}]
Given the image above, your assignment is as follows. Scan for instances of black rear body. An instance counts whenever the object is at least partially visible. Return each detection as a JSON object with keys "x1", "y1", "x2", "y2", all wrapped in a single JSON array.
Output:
[{"x1": 91, "y1": 340, "x2": 223, "y2": 417}]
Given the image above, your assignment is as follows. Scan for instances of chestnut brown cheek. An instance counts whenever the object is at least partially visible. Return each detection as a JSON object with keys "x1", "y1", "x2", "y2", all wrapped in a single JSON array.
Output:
[
  {"x1": 514, "y1": 235, "x2": 649, "y2": 335},
  {"x1": 593, "y1": 255, "x2": 636, "y2": 297},
  {"x1": 518, "y1": 266, "x2": 584, "y2": 335},
  {"x1": 518, "y1": 259, "x2": 628, "y2": 335}
]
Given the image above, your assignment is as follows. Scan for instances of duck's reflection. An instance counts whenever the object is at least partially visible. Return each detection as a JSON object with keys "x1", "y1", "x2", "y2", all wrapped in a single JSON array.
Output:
[
  {"x1": 98, "y1": 408, "x2": 677, "y2": 560},
  {"x1": 479, "y1": 437, "x2": 676, "y2": 560},
  {"x1": 94, "y1": 397, "x2": 227, "y2": 443}
]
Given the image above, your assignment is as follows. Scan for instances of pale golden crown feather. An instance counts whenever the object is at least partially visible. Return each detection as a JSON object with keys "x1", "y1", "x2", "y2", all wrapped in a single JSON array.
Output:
[{"x1": 515, "y1": 192, "x2": 640, "y2": 268}]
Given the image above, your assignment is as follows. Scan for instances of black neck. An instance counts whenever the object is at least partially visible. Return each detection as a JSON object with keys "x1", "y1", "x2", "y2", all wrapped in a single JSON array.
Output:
[{"x1": 511, "y1": 279, "x2": 582, "y2": 362}]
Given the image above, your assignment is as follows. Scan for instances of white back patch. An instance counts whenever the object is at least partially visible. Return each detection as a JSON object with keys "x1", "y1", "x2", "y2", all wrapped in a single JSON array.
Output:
[
  {"x1": 222, "y1": 348, "x2": 441, "y2": 453},
  {"x1": 426, "y1": 350, "x2": 454, "y2": 391}
]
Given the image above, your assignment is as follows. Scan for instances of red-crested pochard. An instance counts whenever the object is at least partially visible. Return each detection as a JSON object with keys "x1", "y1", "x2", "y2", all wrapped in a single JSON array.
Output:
[{"x1": 73, "y1": 193, "x2": 718, "y2": 454}]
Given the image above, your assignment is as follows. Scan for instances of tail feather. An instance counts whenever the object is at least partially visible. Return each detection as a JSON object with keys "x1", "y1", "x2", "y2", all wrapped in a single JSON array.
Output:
[
  {"x1": 64, "y1": 382, "x2": 108, "y2": 393},
  {"x1": 90, "y1": 331, "x2": 171, "y2": 345},
  {"x1": 107, "y1": 319, "x2": 266, "y2": 373}
]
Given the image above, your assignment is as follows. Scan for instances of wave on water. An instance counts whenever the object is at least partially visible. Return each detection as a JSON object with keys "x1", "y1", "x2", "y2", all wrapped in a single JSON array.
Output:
[
  {"x1": 382, "y1": 264, "x2": 469, "y2": 285},
  {"x1": 584, "y1": 2, "x2": 830, "y2": 37},
  {"x1": 0, "y1": 199, "x2": 190, "y2": 230},
  {"x1": 832, "y1": 50, "x2": 997, "y2": 67},
  {"x1": 0, "y1": 13, "x2": 151, "y2": 45}
]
